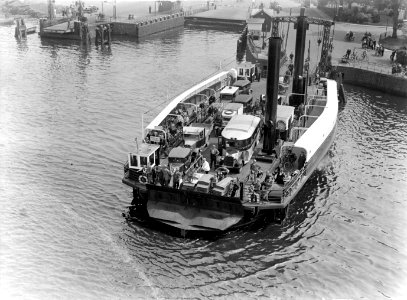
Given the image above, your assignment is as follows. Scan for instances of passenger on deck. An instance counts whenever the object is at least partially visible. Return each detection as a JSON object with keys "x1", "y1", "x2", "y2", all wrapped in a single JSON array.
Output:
[
  {"x1": 253, "y1": 178, "x2": 261, "y2": 192},
  {"x1": 157, "y1": 167, "x2": 164, "y2": 186},
  {"x1": 263, "y1": 171, "x2": 272, "y2": 183},
  {"x1": 162, "y1": 166, "x2": 172, "y2": 187},
  {"x1": 298, "y1": 151, "x2": 306, "y2": 170},
  {"x1": 261, "y1": 175, "x2": 273, "y2": 190},
  {"x1": 230, "y1": 179, "x2": 240, "y2": 197},
  {"x1": 209, "y1": 95, "x2": 216, "y2": 105},
  {"x1": 248, "y1": 184, "x2": 259, "y2": 203},
  {"x1": 275, "y1": 170, "x2": 285, "y2": 185},
  {"x1": 173, "y1": 170, "x2": 182, "y2": 189},
  {"x1": 250, "y1": 159, "x2": 260, "y2": 181},
  {"x1": 201, "y1": 158, "x2": 210, "y2": 174},
  {"x1": 210, "y1": 145, "x2": 220, "y2": 169}
]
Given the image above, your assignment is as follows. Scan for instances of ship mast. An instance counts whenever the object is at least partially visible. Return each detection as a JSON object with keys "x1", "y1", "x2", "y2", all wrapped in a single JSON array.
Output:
[{"x1": 47, "y1": 0, "x2": 56, "y2": 20}]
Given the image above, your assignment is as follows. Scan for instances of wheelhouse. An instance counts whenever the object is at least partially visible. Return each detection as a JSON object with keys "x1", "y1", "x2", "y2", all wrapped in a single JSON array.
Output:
[
  {"x1": 236, "y1": 62, "x2": 260, "y2": 82},
  {"x1": 128, "y1": 143, "x2": 161, "y2": 170}
]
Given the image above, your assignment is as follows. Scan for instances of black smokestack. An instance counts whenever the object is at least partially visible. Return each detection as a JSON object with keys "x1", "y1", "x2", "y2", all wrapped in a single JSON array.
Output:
[
  {"x1": 262, "y1": 37, "x2": 282, "y2": 154},
  {"x1": 291, "y1": 7, "x2": 308, "y2": 106}
]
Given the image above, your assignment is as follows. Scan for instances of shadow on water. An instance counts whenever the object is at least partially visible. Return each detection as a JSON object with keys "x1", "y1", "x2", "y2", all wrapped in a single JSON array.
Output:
[
  {"x1": 184, "y1": 24, "x2": 243, "y2": 34},
  {"x1": 15, "y1": 38, "x2": 29, "y2": 52}
]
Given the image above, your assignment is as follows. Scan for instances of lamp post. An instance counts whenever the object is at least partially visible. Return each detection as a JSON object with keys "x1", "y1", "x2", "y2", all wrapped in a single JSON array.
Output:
[{"x1": 113, "y1": 0, "x2": 117, "y2": 20}]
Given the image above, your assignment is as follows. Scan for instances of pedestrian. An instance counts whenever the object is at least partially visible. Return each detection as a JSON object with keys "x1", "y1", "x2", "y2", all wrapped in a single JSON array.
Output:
[
  {"x1": 289, "y1": 52, "x2": 294, "y2": 61},
  {"x1": 210, "y1": 145, "x2": 219, "y2": 169}
]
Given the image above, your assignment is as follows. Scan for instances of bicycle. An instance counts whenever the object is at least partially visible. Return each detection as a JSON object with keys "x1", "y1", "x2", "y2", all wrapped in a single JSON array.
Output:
[{"x1": 359, "y1": 50, "x2": 369, "y2": 62}]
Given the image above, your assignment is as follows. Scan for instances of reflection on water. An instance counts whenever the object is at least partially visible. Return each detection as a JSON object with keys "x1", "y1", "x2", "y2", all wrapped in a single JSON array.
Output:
[{"x1": 1, "y1": 23, "x2": 407, "y2": 299}]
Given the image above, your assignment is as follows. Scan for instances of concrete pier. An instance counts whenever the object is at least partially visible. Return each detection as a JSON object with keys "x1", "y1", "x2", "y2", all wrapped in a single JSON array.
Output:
[
  {"x1": 184, "y1": 7, "x2": 248, "y2": 28},
  {"x1": 112, "y1": 13, "x2": 184, "y2": 38}
]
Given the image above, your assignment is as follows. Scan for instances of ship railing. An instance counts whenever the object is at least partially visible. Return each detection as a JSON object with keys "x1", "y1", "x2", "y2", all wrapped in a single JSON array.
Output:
[
  {"x1": 290, "y1": 127, "x2": 307, "y2": 143},
  {"x1": 298, "y1": 114, "x2": 318, "y2": 128},
  {"x1": 282, "y1": 163, "x2": 308, "y2": 199}
]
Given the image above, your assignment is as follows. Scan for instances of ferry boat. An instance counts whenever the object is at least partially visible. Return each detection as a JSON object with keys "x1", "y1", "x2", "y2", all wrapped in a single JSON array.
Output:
[{"x1": 122, "y1": 20, "x2": 339, "y2": 239}]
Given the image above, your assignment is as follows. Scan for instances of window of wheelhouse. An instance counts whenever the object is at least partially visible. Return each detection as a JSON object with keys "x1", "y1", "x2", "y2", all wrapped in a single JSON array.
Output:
[
  {"x1": 140, "y1": 156, "x2": 148, "y2": 166},
  {"x1": 129, "y1": 154, "x2": 138, "y2": 168},
  {"x1": 238, "y1": 68, "x2": 244, "y2": 77},
  {"x1": 149, "y1": 153, "x2": 155, "y2": 166}
]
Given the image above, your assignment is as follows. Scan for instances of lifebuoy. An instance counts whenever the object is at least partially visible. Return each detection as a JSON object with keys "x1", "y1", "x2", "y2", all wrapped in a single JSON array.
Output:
[
  {"x1": 224, "y1": 110, "x2": 233, "y2": 115},
  {"x1": 138, "y1": 175, "x2": 148, "y2": 184}
]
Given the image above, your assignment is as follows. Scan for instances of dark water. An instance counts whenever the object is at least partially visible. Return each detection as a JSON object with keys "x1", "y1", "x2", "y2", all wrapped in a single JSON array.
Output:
[{"x1": 1, "y1": 22, "x2": 407, "y2": 299}]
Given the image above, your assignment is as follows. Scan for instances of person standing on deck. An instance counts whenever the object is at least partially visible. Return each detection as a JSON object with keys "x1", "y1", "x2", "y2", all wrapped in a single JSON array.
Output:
[
  {"x1": 250, "y1": 159, "x2": 259, "y2": 181},
  {"x1": 210, "y1": 145, "x2": 219, "y2": 170},
  {"x1": 173, "y1": 170, "x2": 182, "y2": 189},
  {"x1": 162, "y1": 166, "x2": 171, "y2": 187},
  {"x1": 298, "y1": 151, "x2": 306, "y2": 170},
  {"x1": 201, "y1": 158, "x2": 210, "y2": 174}
]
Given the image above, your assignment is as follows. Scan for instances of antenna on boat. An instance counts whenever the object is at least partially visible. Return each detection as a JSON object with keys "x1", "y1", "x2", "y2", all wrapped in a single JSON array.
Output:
[
  {"x1": 284, "y1": 8, "x2": 292, "y2": 52},
  {"x1": 141, "y1": 113, "x2": 144, "y2": 141},
  {"x1": 219, "y1": 60, "x2": 222, "y2": 70}
]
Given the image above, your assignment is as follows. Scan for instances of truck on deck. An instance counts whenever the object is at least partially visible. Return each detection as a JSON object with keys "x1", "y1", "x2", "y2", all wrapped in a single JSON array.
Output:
[{"x1": 183, "y1": 122, "x2": 213, "y2": 150}]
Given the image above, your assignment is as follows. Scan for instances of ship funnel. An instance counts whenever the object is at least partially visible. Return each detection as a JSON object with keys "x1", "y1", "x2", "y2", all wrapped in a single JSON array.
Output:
[
  {"x1": 291, "y1": 7, "x2": 308, "y2": 106},
  {"x1": 262, "y1": 37, "x2": 282, "y2": 154}
]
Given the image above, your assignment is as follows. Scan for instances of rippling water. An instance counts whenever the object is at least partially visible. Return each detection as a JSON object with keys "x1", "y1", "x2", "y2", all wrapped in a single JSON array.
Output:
[{"x1": 1, "y1": 22, "x2": 407, "y2": 299}]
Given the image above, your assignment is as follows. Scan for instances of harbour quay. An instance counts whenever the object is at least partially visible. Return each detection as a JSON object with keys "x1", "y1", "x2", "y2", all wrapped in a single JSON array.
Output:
[{"x1": 184, "y1": 7, "x2": 249, "y2": 29}]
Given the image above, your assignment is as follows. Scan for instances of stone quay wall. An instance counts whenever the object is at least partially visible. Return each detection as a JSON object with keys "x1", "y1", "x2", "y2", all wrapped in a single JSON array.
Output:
[
  {"x1": 112, "y1": 13, "x2": 184, "y2": 38},
  {"x1": 336, "y1": 65, "x2": 407, "y2": 98}
]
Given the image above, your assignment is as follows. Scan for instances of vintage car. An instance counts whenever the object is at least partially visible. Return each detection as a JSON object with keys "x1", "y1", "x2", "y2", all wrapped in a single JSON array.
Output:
[{"x1": 167, "y1": 147, "x2": 192, "y2": 173}]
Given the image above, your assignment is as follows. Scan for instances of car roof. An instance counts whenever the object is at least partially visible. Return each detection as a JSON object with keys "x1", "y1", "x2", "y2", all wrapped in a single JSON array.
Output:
[{"x1": 168, "y1": 146, "x2": 191, "y2": 158}]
